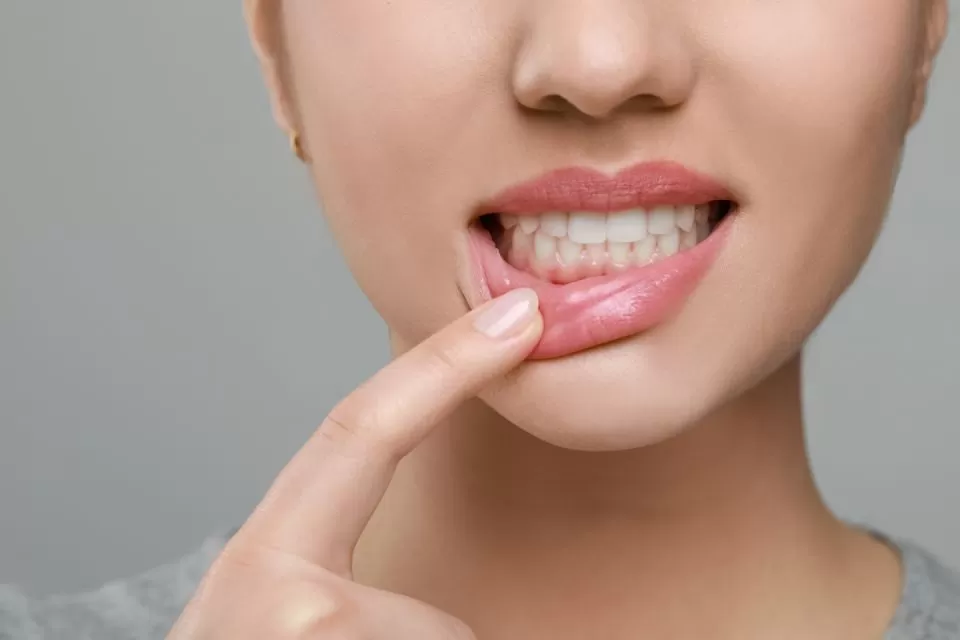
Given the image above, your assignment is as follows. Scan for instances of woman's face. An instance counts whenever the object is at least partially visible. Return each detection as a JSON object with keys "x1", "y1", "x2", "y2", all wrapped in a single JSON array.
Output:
[{"x1": 252, "y1": 0, "x2": 945, "y2": 450}]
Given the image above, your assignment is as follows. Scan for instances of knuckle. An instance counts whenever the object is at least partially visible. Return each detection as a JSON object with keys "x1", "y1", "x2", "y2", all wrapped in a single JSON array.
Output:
[
  {"x1": 172, "y1": 535, "x2": 387, "y2": 640},
  {"x1": 320, "y1": 400, "x2": 381, "y2": 451},
  {"x1": 320, "y1": 409, "x2": 362, "y2": 446},
  {"x1": 176, "y1": 557, "x2": 361, "y2": 639},
  {"x1": 271, "y1": 582, "x2": 356, "y2": 639}
]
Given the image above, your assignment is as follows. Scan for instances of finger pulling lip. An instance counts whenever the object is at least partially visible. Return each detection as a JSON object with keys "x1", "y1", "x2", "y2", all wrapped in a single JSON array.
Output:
[
  {"x1": 470, "y1": 222, "x2": 729, "y2": 359},
  {"x1": 464, "y1": 161, "x2": 736, "y2": 360}
]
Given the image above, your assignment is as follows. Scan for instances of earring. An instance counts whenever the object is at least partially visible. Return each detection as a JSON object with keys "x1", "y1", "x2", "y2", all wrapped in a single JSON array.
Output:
[{"x1": 289, "y1": 131, "x2": 308, "y2": 163}]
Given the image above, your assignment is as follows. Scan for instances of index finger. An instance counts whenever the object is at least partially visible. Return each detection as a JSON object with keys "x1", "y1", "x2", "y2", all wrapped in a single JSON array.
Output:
[{"x1": 233, "y1": 288, "x2": 542, "y2": 576}]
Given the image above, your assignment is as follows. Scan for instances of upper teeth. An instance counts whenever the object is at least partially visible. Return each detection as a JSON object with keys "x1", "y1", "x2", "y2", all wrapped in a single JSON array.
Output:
[{"x1": 501, "y1": 206, "x2": 701, "y2": 244}]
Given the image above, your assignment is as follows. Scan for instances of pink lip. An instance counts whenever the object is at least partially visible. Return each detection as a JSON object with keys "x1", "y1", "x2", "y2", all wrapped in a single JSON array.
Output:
[
  {"x1": 468, "y1": 162, "x2": 735, "y2": 359},
  {"x1": 480, "y1": 161, "x2": 735, "y2": 214}
]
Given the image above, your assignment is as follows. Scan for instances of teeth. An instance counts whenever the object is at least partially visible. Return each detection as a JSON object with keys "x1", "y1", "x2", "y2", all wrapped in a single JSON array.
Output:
[
  {"x1": 534, "y1": 232, "x2": 556, "y2": 262},
  {"x1": 567, "y1": 212, "x2": 607, "y2": 244},
  {"x1": 606, "y1": 209, "x2": 648, "y2": 243},
  {"x1": 586, "y1": 243, "x2": 606, "y2": 264},
  {"x1": 659, "y1": 230, "x2": 680, "y2": 257},
  {"x1": 608, "y1": 241, "x2": 630, "y2": 265},
  {"x1": 696, "y1": 219, "x2": 709, "y2": 242},
  {"x1": 498, "y1": 203, "x2": 721, "y2": 281},
  {"x1": 676, "y1": 206, "x2": 695, "y2": 232},
  {"x1": 518, "y1": 216, "x2": 540, "y2": 234},
  {"x1": 557, "y1": 237, "x2": 583, "y2": 266},
  {"x1": 647, "y1": 206, "x2": 676, "y2": 235},
  {"x1": 539, "y1": 212, "x2": 568, "y2": 237},
  {"x1": 634, "y1": 236, "x2": 657, "y2": 264},
  {"x1": 498, "y1": 205, "x2": 703, "y2": 243},
  {"x1": 512, "y1": 224, "x2": 532, "y2": 255},
  {"x1": 695, "y1": 205, "x2": 711, "y2": 239}
]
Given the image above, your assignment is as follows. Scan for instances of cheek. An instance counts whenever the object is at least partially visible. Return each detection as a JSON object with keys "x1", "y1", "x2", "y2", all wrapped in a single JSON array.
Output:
[
  {"x1": 659, "y1": 1, "x2": 923, "y2": 399},
  {"x1": 284, "y1": 0, "x2": 509, "y2": 207},
  {"x1": 700, "y1": 0, "x2": 917, "y2": 201},
  {"x1": 702, "y1": 1, "x2": 920, "y2": 314},
  {"x1": 281, "y1": 0, "x2": 512, "y2": 340},
  {"x1": 705, "y1": 1, "x2": 918, "y2": 138}
]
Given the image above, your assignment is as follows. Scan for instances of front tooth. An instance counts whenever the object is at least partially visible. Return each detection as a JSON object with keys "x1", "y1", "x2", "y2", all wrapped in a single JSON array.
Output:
[
  {"x1": 606, "y1": 209, "x2": 648, "y2": 243},
  {"x1": 586, "y1": 243, "x2": 606, "y2": 264},
  {"x1": 608, "y1": 241, "x2": 630, "y2": 265},
  {"x1": 539, "y1": 212, "x2": 568, "y2": 237},
  {"x1": 567, "y1": 212, "x2": 607, "y2": 245},
  {"x1": 676, "y1": 206, "x2": 695, "y2": 232},
  {"x1": 557, "y1": 237, "x2": 583, "y2": 266},
  {"x1": 680, "y1": 229, "x2": 698, "y2": 249},
  {"x1": 518, "y1": 216, "x2": 540, "y2": 234},
  {"x1": 500, "y1": 214, "x2": 519, "y2": 229},
  {"x1": 534, "y1": 232, "x2": 557, "y2": 262},
  {"x1": 647, "y1": 206, "x2": 677, "y2": 235},
  {"x1": 659, "y1": 230, "x2": 680, "y2": 256},
  {"x1": 633, "y1": 236, "x2": 656, "y2": 264}
]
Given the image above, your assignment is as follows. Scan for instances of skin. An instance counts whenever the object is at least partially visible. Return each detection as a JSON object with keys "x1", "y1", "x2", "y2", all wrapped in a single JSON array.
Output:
[{"x1": 173, "y1": 1, "x2": 949, "y2": 638}]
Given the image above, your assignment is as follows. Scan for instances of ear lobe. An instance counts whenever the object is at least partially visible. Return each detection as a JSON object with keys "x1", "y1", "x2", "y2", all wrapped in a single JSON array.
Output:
[
  {"x1": 909, "y1": 0, "x2": 949, "y2": 127},
  {"x1": 243, "y1": 0, "x2": 298, "y2": 136}
]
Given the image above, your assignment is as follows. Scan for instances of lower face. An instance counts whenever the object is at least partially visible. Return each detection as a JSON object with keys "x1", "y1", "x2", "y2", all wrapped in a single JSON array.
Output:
[{"x1": 281, "y1": 0, "x2": 922, "y2": 450}]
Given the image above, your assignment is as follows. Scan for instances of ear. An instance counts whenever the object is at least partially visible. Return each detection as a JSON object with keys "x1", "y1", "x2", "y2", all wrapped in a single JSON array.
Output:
[
  {"x1": 243, "y1": 0, "x2": 299, "y2": 137},
  {"x1": 909, "y1": 0, "x2": 949, "y2": 127}
]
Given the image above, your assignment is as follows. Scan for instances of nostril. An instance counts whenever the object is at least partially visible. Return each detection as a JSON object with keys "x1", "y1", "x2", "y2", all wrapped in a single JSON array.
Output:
[
  {"x1": 536, "y1": 94, "x2": 577, "y2": 114},
  {"x1": 521, "y1": 92, "x2": 669, "y2": 122}
]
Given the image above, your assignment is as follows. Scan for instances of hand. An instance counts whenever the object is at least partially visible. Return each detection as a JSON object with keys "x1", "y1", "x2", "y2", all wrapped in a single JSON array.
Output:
[{"x1": 168, "y1": 289, "x2": 543, "y2": 639}]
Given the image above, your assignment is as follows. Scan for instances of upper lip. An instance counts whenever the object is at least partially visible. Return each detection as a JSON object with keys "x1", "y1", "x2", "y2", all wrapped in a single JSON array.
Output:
[{"x1": 480, "y1": 161, "x2": 736, "y2": 215}]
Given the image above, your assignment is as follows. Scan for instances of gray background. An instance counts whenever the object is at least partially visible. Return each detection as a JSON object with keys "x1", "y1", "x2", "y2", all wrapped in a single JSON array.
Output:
[{"x1": 0, "y1": 3, "x2": 957, "y2": 596}]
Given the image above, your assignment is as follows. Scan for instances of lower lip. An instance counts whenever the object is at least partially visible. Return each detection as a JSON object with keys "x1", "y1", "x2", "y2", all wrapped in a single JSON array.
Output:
[{"x1": 468, "y1": 221, "x2": 731, "y2": 359}]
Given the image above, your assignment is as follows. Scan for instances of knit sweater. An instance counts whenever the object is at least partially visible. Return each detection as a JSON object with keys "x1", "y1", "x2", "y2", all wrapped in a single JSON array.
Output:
[{"x1": 1, "y1": 533, "x2": 958, "y2": 639}]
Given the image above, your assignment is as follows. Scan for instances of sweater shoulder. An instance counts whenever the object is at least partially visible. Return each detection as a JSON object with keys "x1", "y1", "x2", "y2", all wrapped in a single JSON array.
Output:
[
  {"x1": 0, "y1": 534, "x2": 228, "y2": 640},
  {"x1": 886, "y1": 539, "x2": 960, "y2": 640}
]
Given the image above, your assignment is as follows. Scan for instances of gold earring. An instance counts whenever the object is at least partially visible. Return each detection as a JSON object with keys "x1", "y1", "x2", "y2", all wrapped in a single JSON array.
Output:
[{"x1": 289, "y1": 131, "x2": 308, "y2": 163}]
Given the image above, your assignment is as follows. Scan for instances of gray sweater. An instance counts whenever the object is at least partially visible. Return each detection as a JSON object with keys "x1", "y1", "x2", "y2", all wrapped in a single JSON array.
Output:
[{"x1": 1, "y1": 533, "x2": 958, "y2": 639}]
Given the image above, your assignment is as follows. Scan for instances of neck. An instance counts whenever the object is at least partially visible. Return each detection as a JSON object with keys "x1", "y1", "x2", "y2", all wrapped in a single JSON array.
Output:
[{"x1": 354, "y1": 354, "x2": 900, "y2": 639}]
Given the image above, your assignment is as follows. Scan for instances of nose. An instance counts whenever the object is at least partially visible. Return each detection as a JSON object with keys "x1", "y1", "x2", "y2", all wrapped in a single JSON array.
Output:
[{"x1": 512, "y1": 1, "x2": 696, "y2": 119}]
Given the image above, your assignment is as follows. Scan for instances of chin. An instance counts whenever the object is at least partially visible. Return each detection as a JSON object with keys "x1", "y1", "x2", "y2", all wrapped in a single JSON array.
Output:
[
  {"x1": 482, "y1": 329, "x2": 807, "y2": 452},
  {"x1": 478, "y1": 322, "x2": 761, "y2": 453}
]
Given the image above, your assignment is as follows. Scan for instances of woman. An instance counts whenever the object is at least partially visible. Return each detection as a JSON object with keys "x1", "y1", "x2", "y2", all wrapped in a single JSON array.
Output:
[{"x1": 2, "y1": 1, "x2": 957, "y2": 638}]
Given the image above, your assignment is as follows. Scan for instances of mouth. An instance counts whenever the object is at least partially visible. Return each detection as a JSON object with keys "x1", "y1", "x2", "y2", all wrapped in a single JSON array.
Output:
[{"x1": 467, "y1": 162, "x2": 738, "y2": 359}]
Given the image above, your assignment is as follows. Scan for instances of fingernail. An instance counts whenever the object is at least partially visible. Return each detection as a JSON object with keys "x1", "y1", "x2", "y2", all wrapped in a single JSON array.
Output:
[{"x1": 473, "y1": 289, "x2": 539, "y2": 339}]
